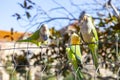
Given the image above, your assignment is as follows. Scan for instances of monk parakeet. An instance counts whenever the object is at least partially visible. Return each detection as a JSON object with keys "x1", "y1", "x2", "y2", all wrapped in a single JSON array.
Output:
[
  {"x1": 17, "y1": 24, "x2": 51, "y2": 46},
  {"x1": 79, "y1": 11, "x2": 99, "y2": 70},
  {"x1": 66, "y1": 32, "x2": 84, "y2": 80},
  {"x1": 49, "y1": 27, "x2": 62, "y2": 46}
]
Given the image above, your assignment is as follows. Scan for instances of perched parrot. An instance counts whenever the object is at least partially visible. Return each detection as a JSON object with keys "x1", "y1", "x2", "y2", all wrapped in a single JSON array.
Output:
[
  {"x1": 66, "y1": 32, "x2": 84, "y2": 80},
  {"x1": 79, "y1": 11, "x2": 99, "y2": 70},
  {"x1": 17, "y1": 24, "x2": 51, "y2": 46},
  {"x1": 49, "y1": 27, "x2": 62, "y2": 46}
]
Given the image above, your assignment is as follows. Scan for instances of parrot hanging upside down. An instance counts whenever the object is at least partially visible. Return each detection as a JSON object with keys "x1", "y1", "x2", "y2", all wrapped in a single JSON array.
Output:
[
  {"x1": 17, "y1": 24, "x2": 51, "y2": 46},
  {"x1": 79, "y1": 11, "x2": 99, "y2": 71}
]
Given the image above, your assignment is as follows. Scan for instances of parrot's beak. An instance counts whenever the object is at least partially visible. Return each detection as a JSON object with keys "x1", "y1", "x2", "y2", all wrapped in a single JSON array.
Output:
[{"x1": 79, "y1": 11, "x2": 86, "y2": 23}]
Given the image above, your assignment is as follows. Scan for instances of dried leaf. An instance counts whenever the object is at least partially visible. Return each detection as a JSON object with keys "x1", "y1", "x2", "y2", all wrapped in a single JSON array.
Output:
[
  {"x1": 26, "y1": 12, "x2": 31, "y2": 19},
  {"x1": 24, "y1": 0, "x2": 27, "y2": 8},
  {"x1": 27, "y1": 5, "x2": 33, "y2": 9},
  {"x1": 112, "y1": 22, "x2": 120, "y2": 30},
  {"x1": 12, "y1": 13, "x2": 21, "y2": 20},
  {"x1": 18, "y1": 3, "x2": 24, "y2": 8}
]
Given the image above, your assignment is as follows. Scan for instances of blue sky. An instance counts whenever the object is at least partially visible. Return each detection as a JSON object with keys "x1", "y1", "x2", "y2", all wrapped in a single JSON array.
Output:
[
  {"x1": 0, "y1": 0, "x2": 26, "y2": 32},
  {"x1": 0, "y1": 0, "x2": 17, "y2": 31},
  {"x1": 0, "y1": 0, "x2": 119, "y2": 32}
]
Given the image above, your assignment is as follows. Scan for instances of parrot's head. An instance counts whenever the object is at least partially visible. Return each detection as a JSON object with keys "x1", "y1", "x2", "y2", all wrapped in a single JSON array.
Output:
[
  {"x1": 79, "y1": 11, "x2": 91, "y2": 26},
  {"x1": 40, "y1": 24, "x2": 51, "y2": 41},
  {"x1": 79, "y1": 14, "x2": 89, "y2": 25},
  {"x1": 82, "y1": 15, "x2": 88, "y2": 21},
  {"x1": 40, "y1": 24, "x2": 50, "y2": 35}
]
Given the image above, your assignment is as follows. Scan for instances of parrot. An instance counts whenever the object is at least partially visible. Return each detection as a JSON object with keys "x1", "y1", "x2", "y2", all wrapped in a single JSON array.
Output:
[
  {"x1": 66, "y1": 32, "x2": 84, "y2": 80},
  {"x1": 49, "y1": 27, "x2": 62, "y2": 46},
  {"x1": 78, "y1": 11, "x2": 99, "y2": 71},
  {"x1": 17, "y1": 24, "x2": 51, "y2": 46}
]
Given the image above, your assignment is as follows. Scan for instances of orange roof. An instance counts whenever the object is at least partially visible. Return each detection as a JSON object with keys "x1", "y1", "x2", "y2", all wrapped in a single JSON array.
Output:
[{"x1": 0, "y1": 30, "x2": 26, "y2": 42}]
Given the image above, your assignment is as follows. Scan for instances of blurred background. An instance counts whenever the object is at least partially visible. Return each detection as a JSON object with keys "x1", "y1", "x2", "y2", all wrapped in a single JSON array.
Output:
[{"x1": 0, "y1": 0, "x2": 120, "y2": 80}]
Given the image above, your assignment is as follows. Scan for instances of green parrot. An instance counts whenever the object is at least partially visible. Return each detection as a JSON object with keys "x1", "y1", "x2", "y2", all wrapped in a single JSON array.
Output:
[
  {"x1": 79, "y1": 11, "x2": 99, "y2": 71},
  {"x1": 17, "y1": 24, "x2": 51, "y2": 46},
  {"x1": 66, "y1": 32, "x2": 84, "y2": 80}
]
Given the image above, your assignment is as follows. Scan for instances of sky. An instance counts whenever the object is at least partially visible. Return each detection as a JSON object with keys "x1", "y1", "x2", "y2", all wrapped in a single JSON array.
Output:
[
  {"x1": 0, "y1": 0, "x2": 119, "y2": 32},
  {"x1": 0, "y1": 0, "x2": 23, "y2": 32}
]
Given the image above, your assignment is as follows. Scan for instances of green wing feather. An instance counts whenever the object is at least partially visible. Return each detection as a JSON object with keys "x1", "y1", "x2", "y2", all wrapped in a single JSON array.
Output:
[
  {"x1": 88, "y1": 16, "x2": 99, "y2": 70},
  {"x1": 66, "y1": 47, "x2": 84, "y2": 80},
  {"x1": 90, "y1": 16, "x2": 98, "y2": 41},
  {"x1": 88, "y1": 44, "x2": 98, "y2": 70},
  {"x1": 92, "y1": 28, "x2": 98, "y2": 41},
  {"x1": 28, "y1": 29, "x2": 40, "y2": 40},
  {"x1": 66, "y1": 48, "x2": 78, "y2": 70},
  {"x1": 70, "y1": 45, "x2": 82, "y2": 63},
  {"x1": 17, "y1": 29, "x2": 41, "y2": 46}
]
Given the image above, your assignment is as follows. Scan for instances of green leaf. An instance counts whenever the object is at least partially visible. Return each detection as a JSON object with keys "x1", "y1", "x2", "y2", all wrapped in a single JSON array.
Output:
[
  {"x1": 111, "y1": 16, "x2": 118, "y2": 23},
  {"x1": 99, "y1": 19, "x2": 105, "y2": 27},
  {"x1": 27, "y1": 5, "x2": 33, "y2": 9},
  {"x1": 12, "y1": 13, "x2": 21, "y2": 20}
]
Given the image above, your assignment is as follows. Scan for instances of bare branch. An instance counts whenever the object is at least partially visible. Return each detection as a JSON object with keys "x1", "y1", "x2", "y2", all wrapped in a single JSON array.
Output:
[
  {"x1": 52, "y1": 0, "x2": 76, "y2": 19},
  {"x1": 23, "y1": 17, "x2": 77, "y2": 33},
  {"x1": 108, "y1": 0, "x2": 120, "y2": 18},
  {"x1": 94, "y1": 0, "x2": 104, "y2": 5},
  {"x1": 36, "y1": 6, "x2": 51, "y2": 18},
  {"x1": 49, "y1": 7, "x2": 71, "y2": 17},
  {"x1": 69, "y1": 0, "x2": 81, "y2": 11},
  {"x1": 49, "y1": 7, "x2": 64, "y2": 12}
]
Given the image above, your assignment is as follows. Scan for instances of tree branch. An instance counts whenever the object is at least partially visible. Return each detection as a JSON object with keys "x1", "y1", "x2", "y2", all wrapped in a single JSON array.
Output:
[
  {"x1": 108, "y1": 0, "x2": 120, "y2": 18},
  {"x1": 52, "y1": 0, "x2": 76, "y2": 19}
]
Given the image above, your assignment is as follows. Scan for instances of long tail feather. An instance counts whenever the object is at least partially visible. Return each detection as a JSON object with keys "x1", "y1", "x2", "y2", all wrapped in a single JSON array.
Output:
[
  {"x1": 66, "y1": 47, "x2": 84, "y2": 80},
  {"x1": 89, "y1": 44, "x2": 99, "y2": 70}
]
